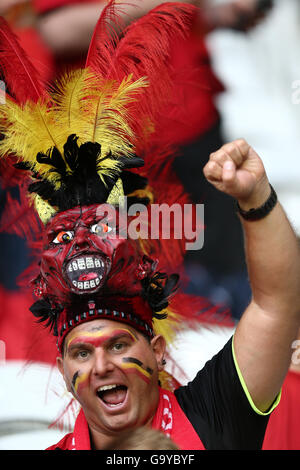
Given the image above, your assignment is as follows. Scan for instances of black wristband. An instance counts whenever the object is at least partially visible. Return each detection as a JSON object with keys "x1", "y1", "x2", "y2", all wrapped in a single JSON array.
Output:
[{"x1": 236, "y1": 184, "x2": 277, "y2": 221}]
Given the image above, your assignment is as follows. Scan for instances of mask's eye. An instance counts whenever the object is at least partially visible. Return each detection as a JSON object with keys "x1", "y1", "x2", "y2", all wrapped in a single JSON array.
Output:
[
  {"x1": 90, "y1": 222, "x2": 112, "y2": 235},
  {"x1": 52, "y1": 231, "x2": 74, "y2": 244}
]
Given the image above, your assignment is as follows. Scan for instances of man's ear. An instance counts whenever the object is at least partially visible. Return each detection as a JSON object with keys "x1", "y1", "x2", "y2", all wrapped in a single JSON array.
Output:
[
  {"x1": 56, "y1": 355, "x2": 71, "y2": 393},
  {"x1": 150, "y1": 335, "x2": 166, "y2": 371}
]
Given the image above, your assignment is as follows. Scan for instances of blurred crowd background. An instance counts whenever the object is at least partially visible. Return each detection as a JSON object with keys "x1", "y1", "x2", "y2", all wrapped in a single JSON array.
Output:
[{"x1": 0, "y1": 0, "x2": 300, "y2": 450}]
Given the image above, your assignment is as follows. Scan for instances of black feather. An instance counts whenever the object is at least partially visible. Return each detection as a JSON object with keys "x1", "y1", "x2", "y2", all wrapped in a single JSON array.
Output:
[
  {"x1": 141, "y1": 272, "x2": 179, "y2": 318},
  {"x1": 30, "y1": 299, "x2": 63, "y2": 336},
  {"x1": 121, "y1": 170, "x2": 148, "y2": 195},
  {"x1": 15, "y1": 134, "x2": 147, "y2": 213}
]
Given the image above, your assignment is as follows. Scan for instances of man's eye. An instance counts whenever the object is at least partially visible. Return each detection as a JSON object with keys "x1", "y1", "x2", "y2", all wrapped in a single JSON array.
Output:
[
  {"x1": 90, "y1": 223, "x2": 112, "y2": 235},
  {"x1": 77, "y1": 350, "x2": 89, "y2": 359},
  {"x1": 53, "y1": 231, "x2": 74, "y2": 244},
  {"x1": 111, "y1": 342, "x2": 126, "y2": 352}
]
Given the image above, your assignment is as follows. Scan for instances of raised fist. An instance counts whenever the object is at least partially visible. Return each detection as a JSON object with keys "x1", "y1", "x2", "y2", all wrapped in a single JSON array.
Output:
[{"x1": 203, "y1": 139, "x2": 270, "y2": 210}]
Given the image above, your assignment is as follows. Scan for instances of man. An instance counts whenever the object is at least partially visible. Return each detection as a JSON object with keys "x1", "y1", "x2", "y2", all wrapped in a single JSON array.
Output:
[
  {"x1": 45, "y1": 139, "x2": 300, "y2": 450},
  {"x1": 0, "y1": 2, "x2": 299, "y2": 450}
]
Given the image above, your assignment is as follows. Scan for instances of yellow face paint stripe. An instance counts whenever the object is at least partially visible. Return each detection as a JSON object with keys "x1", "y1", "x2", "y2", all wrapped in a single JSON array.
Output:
[
  {"x1": 121, "y1": 362, "x2": 151, "y2": 380},
  {"x1": 73, "y1": 372, "x2": 89, "y2": 394}
]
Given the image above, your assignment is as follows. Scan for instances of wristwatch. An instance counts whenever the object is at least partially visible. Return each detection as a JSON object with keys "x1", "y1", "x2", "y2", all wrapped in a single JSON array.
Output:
[{"x1": 236, "y1": 184, "x2": 277, "y2": 221}]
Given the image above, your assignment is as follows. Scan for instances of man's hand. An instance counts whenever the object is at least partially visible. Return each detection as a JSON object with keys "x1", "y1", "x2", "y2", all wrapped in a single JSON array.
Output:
[{"x1": 203, "y1": 139, "x2": 271, "y2": 211}]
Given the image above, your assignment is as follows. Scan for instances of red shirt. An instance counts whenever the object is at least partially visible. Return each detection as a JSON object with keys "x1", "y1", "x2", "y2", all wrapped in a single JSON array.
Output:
[{"x1": 263, "y1": 369, "x2": 300, "y2": 450}]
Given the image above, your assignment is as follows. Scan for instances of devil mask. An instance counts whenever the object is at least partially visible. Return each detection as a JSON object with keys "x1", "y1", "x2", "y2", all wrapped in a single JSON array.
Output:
[{"x1": 38, "y1": 204, "x2": 152, "y2": 300}]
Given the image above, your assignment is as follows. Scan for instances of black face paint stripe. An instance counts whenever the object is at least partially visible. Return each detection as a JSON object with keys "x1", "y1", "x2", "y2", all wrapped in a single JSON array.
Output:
[
  {"x1": 72, "y1": 371, "x2": 79, "y2": 388},
  {"x1": 122, "y1": 357, "x2": 154, "y2": 375}
]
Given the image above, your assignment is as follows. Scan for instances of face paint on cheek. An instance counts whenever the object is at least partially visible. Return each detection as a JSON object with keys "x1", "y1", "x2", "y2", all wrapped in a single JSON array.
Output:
[
  {"x1": 121, "y1": 357, "x2": 154, "y2": 384},
  {"x1": 71, "y1": 370, "x2": 90, "y2": 397}
]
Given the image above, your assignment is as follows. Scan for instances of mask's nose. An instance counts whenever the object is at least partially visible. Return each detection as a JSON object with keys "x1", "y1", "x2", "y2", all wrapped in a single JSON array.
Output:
[{"x1": 74, "y1": 226, "x2": 90, "y2": 251}]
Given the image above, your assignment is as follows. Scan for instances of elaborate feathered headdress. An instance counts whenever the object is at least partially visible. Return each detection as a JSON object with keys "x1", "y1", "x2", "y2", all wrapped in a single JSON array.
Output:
[{"x1": 0, "y1": 1, "x2": 232, "y2": 360}]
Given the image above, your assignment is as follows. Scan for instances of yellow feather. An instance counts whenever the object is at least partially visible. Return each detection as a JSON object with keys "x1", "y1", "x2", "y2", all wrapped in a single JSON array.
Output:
[
  {"x1": 0, "y1": 71, "x2": 149, "y2": 189},
  {"x1": 77, "y1": 73, "x2": 148, "y2": 155},
  {"x1": 51, "y1": 68, "x2": 90, "y2": 135},
  {"x1": 33, "y1": 194, "x2": 57, "y2": 225},
  {"x1": 153, "y1": 308, "x2": 184, "y2": 345},
  {"x1": 0, "y1": 97, "x2": 63, "y2": 182}
]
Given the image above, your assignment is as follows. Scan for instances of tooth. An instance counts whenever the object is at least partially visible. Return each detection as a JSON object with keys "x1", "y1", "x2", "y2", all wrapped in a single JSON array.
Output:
[
  {"x1": 98, "y1": 384, "x2": 117, "y2": 392},
  {"x1": 68, "y1": 265, "x2": 73, "y2": 272},
  {"x1": 77, "y1": 258, "x2": 86, "y2": 270},
  {"x1": 78, "y1": 282, "x2": 83, "y2": 289},
  {"x1": 72, "y1": 280, "x2": 77, "y2": 287},
  {"x1": 96, "y1": 278, "x2": 100, "y2": 285},
  {"x1": 90, "y1": 280, "x2": 95, "y2": 288},
  {"x1": 72, "y1": 261, "x2": 78, "y2": 270},
  {"x1": 86, "y1": 257, "x2": 94, "y2": 268},
  {"x1": 84, "y1": 281, "x2": 90, "y2": 289},
  {"x1": 95, "y1": 259, "x2": 101, "y2": 268}
]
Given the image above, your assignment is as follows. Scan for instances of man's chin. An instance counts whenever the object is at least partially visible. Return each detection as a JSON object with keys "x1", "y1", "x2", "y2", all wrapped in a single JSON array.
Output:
[{"x1": 98, "y1": 410, "x2": 140, "y2": 435}]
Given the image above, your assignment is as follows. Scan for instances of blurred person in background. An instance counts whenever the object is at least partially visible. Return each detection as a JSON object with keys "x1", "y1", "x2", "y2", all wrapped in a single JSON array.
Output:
[{"x1": 31, "y1": 0, "x2": 273, "y2": 320}]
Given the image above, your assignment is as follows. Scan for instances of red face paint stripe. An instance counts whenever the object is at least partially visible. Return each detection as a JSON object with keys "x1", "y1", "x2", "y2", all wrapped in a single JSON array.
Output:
[
  {"x1": 121, "y1": 364, "x2": 151, "y2": 384},
  {"x1": 67, "y1": 328, "x2": 137, "y2": 350},
  {"x1": 121, "y1": 357, "x2": 153, "y2": 384}
]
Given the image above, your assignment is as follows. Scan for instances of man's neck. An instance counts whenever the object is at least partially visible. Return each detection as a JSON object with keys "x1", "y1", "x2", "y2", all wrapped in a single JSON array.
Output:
[{"x1": 89, "y1": 416, "x2": 155, "y2": 450}]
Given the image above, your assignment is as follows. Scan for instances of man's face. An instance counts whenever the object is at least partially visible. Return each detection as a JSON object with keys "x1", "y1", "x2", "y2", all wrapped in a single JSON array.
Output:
[
  {"x1": 57, "y1": 319, "x2": 166, "y2": 438},
  {"x1": 39, "y1": 204, "x2": 143, "y2": 300}
]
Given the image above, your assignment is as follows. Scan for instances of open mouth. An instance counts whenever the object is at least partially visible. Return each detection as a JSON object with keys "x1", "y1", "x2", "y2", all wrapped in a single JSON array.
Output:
[
  {"x1": 65, "y1": 254, "x2": 107, "y2": 293},
  {"x1": 96, "y1": 384, "x2": 128, "y2": 409}
]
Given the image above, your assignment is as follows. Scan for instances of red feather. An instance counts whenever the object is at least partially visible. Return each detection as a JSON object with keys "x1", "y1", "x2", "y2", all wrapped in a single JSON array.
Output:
[
  {"x1": 86, "y1": 1, "x2": 197, "y2": 143},
  {"x1": 0, "y1": 155, "x2": 25, "y2": 188},
  {"x1": 169, "y1": 292, "x2": 234, "y2": 328},
  {"x1": 86, "y1": 1, "x2": 197, "y2": 80},
  {"x1": 0, "y1": 17, "x2": 47, "y2": 103},
  {"x1": 0, "y1": 184, "x2": 43, "y2": 241},
  {"x1": 85, "y1": 0, "x2": 124, "y2": 71}
]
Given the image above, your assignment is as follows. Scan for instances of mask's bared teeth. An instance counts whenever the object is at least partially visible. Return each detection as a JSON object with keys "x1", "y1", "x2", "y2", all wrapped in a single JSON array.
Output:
[{"x1": 65, "y1": 255, "x2": 106, "y2": 292}]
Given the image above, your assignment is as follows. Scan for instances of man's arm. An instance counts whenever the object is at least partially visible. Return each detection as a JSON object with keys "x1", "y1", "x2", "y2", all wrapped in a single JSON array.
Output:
[{"x1": 203, "y1": 139, "x2": 300, "y2": 412}]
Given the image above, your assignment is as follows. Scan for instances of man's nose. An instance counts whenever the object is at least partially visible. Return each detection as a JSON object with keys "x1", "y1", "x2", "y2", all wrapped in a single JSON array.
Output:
[{"x1": 92, "y1": 349, "x2": 115, "y2": 377}]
